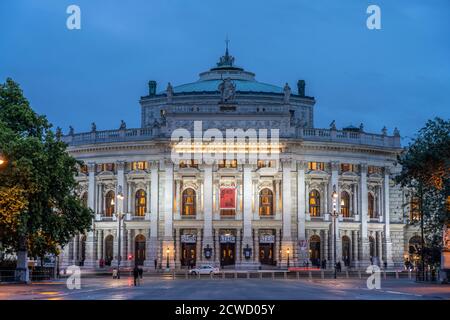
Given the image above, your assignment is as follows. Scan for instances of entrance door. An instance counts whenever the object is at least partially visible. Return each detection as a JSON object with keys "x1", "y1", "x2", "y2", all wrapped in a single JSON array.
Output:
[
  {"x1": 135, "y1": 235, "x2": 146, "y2": 266},
  {"x1": 259, "y1": 243, "x2": 274, "y2": 265},
  {"x1": 105, "y1": 235, "x2": 114, "y2": 266},
  {"x1": 181, "y1": 243, "x2": 196, "y2": 267},
  {"x1": 220, "y1": 243, "x2": 235, "y2": 266}
]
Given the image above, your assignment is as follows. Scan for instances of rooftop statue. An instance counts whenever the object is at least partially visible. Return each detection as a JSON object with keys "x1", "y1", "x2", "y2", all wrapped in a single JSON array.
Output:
[
  {"x1": 330, "y1": 120, "x2": 336, "y2": 130},
  {"x1": 219, "y1": 78, "x2": 236, "y2": 103},
  {"x1": 283, "y1": 83, "x2": 291, "y2": 104},
  {"x1": 69, "y1": 125, "x2": 74, "y2": 136},
  {"x1": 166, "y1": 82, "x2": 174, "y2": 103},
  {"x1": 119, "y1": 120, "x2": 126, "y2": 130},
  {"x1": 382, "y1": 126, "x2": 387, "y2": 135},
  {"x1": 91, "y1": 122, "x2": 96, "y2": 132}
]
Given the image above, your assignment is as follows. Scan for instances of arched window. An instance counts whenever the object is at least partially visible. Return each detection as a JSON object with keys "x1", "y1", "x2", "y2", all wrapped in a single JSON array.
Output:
[
  {"x1": 104, "y1": 235, "x2": 114, "y2": 266},
  {"x1": 135, "y1": 234, "x2": 146, "y2": 266},
  {"x1": 342, "y1": 236, "x2": 351, "y2": 266},
  {"x1": 340, "y1": 191, "x2": 350, "y2": 217},
  {"x1": 369, "y1": 236, "x2": 376, "y2": 258},
  {"x1": 259, "y1": 188, "x2": 274, "y2": 216},
  {"x1": 182, "y1": 188, "x2": 196, "y2": 216},
  {"x1": 368, "y1": 193, "x2": 376, "y2": 218},
  {"x1": 309, "y1": 190, "x2": 321, "y2": 217},
  {"x1": 135, "y1": 189, "x2": 146, "y2": 216},
  {"x1": 81, "y1": 192, "x2": 88, "y2": 208},
  {"x1": 309, "y1": 235, "x2": 321, "y2": 267},
  {"x1": 105, "y1": 191, "x2": 115, "y2": 217}
]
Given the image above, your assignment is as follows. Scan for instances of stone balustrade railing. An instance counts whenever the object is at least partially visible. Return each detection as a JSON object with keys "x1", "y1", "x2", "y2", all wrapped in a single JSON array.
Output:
[{"x1": 62, "y1": 126, "x2": 401, "y2": 148}]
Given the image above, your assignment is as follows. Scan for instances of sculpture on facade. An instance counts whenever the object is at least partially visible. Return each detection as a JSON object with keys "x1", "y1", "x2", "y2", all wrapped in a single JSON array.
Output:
[
  {"x1": 297, "y1": 80, "x2": 306, "y2": 97},
  {"x1": 119, "y1": 120, "x2": 126, "y2": 130},
  {"x1": 218, "y1": 78, "x2": 236, "y2": 103},
  {"x1": 283, "y1": 83, "x2": 291, "y2": 104},
  {"x1": 382, "y1": 126, "x2": 387, "y2": 136},
  {"x1": 393, "y1": 127, "x2": 400, "y2": 136},
  {"x1": 69, "y1": 126, "x2": 74, "y2": 136},
  {"x1": 166, "y1": 82, "x2": 174, "y2": 103},
  {"x1": 91, "y1": 122, "x2": 96, "y2": 132},
  {"x1": 359, "y1": 123, "x2": 364, "y2": 132}
]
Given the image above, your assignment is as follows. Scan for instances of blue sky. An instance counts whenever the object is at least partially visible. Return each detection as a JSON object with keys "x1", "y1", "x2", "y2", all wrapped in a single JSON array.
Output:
[{"x1": 1, "y1": 0, "x2": 449, "y2": 143}]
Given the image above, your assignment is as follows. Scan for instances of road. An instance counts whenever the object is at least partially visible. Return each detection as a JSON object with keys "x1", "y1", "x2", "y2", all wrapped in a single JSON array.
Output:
[{"x1": 0, "y1": 276, "x2": 449, "y2": 300}]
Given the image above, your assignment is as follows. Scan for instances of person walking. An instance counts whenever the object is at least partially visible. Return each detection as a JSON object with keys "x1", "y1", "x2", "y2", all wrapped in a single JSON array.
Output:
[
  {"x1": 138, "y1": 266, "x2": 143, "y2": 279},
  {"x1": 154, "y1": 259, "x2": 157, "y2": 270},
  {"x1": 112, "y1": 268, "x2": 118, "y2": 279},
  {"x1": 133, "y1": 265, "x2": 140, "y2": 286}
]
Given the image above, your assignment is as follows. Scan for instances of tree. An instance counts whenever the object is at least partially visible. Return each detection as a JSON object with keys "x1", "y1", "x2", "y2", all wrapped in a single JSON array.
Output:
[
  {"x1": 0, "y1": 78, "x2": 93, "y2": 280},
  {"x1": 396, "y1": 118, "x2": 450, "y2": 269}
]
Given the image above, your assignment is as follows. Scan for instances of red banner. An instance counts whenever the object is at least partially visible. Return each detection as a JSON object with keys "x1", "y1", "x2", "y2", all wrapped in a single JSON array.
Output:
[{"x1": 220, "y1": 188, "x2": 236, "y2": 209}]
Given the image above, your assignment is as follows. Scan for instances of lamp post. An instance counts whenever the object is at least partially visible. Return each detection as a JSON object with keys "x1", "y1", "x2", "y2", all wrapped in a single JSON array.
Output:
[
  {"x1": 331, "y1": 185, "x2": 338, "y2": 279},
  {"x1": 286, "y1": 248, "x2": 290, "y2": 268},
  {"x1": 166, "y1": 247, "x2": 170, "y2": 270},
  {"x1": 114, "y1": 186, "x2": 124, "y2": 279}
]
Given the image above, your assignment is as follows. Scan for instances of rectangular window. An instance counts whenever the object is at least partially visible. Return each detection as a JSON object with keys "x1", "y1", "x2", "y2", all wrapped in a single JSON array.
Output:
[
  {"x1": 218, "y1": 160, "x2": 237, "y2": 169},
  {"x1": 97, "y1": 163, "x2": 115, "y2": 172},
  {"x1": 340, "y1": 163, "x2": 355, "y2": 173},
  {"x1": 79, "y1": 164, "x2": 88, "y2": 174},
  {"x1": 132, "y1": 161, "x2": 148, "y2": 170},
  {"x1": 308, "y1": 162, "x2": 325, "y2": 171},
  {"x1": 179, "y1": 160, "x2": 198, "y2": 168},
  {"x1": 368, "y1": 166, "x2": 381, "y2": 175}
]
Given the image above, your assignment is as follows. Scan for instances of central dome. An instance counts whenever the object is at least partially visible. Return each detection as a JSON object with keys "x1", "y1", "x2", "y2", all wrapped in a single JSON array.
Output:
[{"x1": 160, "y1": 47, "x2": 283, "y2": 94}]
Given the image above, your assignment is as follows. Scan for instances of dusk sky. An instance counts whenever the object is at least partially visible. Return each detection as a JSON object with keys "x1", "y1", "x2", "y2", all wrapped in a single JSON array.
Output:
[{"x1": 1, "y1": 0, "x2": 449, "y2": 144}]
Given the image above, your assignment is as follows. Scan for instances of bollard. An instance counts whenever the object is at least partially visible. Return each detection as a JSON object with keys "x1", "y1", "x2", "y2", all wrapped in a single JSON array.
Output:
[
  {"x1": 358, "y1": 270, "x2": 362, "y2": 279},
  {"x1": 272, "y1": 271, "x2": 275, "y2": 280},
  {"x1": 172, "y1": 270, "x2": 175, "y2": 280},
  {"x1": 395, "y1": 270, "x2": 399, "y2": 279},
  {"x1": 321, "y1": 270, "x2": 324, "y2": 279},
  {"x1": 296, "y1": 271, "x2": 299, "y2": 280},
  {"x1": 222, "y1": 272, "x2": 225, "y2": 279}
]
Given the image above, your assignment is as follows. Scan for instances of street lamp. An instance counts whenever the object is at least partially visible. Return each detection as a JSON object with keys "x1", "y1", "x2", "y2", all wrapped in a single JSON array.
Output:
[
  {"x1": 331, "y1": 185, "x2": 338, "y2": 279},
  {"x1": 166, "y1": 247, "x2": 170, "y2": 270},
  {"x1": 114, "y1": 186, "x2": 124, "y2": 279},
  {"x1": 286, "y1": 248, "x2": 290, "y2": 269}
]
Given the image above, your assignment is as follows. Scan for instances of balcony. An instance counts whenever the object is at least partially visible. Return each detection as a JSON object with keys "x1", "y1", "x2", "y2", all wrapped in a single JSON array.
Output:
[{"x1": 62, "y1": 126, "x2": 401, "y2": 149}]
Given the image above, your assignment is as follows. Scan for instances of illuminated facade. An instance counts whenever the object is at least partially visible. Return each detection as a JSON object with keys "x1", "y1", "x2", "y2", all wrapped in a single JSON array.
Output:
[{"x1": 61, "y1": 48, "x2": 416, "y2": 270}]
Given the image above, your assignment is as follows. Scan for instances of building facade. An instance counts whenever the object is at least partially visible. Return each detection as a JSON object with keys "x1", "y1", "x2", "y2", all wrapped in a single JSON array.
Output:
[{"x1": 61, "y1": 48, "x2": 418, "y2": 270}]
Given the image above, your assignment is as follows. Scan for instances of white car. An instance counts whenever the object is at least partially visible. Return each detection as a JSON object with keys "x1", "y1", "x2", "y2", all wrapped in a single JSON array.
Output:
[{"x1": 189, "y1": 265, "x2": 220, "y2": 275}]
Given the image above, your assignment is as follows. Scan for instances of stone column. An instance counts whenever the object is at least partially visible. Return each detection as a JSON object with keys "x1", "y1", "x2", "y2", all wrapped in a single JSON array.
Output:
[
  {"x1": 330, "y1": 161, "x2": 341, "y2": 267},
  {"x1": 323, "y1": 181, "x2": 328, "y2": 217},
  {"x1": 297, "y1": 161, "x2": 308, "y2": 265},
  {"x1": 175, "y1": 228, "x2": 180, "y2": 269},
  {"x1": 73, "y1": 235, "x2": 79, "y2": 265},
  {"x1": 253, "y1": 229, "x2": 259, "y2": 264},
  {"x1": 281, "y1": 159, "x2": 293, "y2": 267},
  {"x1": 202, "y1": 164, "x2": 213, "y2": 259},
  {"x1": 145, "y1": 181, "x2": 151, "y2": 220},
  {"x1": 163, "y1": 160, "x2": 174, "y2": 269},
  {"x1": 383, "y1": 167, "x2": 394, "y2": 267},
  {"x1": 352, "y1": 230, "x2": 358, "y2": 268},
  {"x1": 149, "y1": 161, "x2": 159, "y2": 267},
  {"x1": 377, "y1": 231, "x2": 383, "y2": 266},
  {"x1": 323, "y1": 229, "x2": 329, "y2": 266},
  {"x1": 126, "y1": 229, "x2": 132, "y2": 267},
  {"x1": 214, "y1": 229, "x2": 220, "y2": 265},
  {"x1": 127, "y1": 181, "x2": 132, "y2": 216},
  {"x1": 242, "y1": 164, "x2": 254, "y2": 257},
  {"x1": 359, "y1": 163, "x2": 370, "y2": 266},
  {"x1": 196, "y1": 229, "x2": 202, "y2": 267},
  {"x1": 236, "y1": 229, "x2": 241, "y2": 266},
  {"x1": 174, "y1": 179, "x2": 181, "y2": 220},
  {"x1": 83, "y1": 163, "x2": 97, "y2": 267}
]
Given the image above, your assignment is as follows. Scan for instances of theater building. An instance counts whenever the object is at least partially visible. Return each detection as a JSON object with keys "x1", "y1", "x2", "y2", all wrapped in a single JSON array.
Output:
[{"x1": 61, "y1": 47, "x2": 413, "y2": 270}]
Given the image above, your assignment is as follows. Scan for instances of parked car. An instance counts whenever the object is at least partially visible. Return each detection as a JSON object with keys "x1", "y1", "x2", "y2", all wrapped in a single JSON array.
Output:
[{"x1": 189, "y1": 265, "x2": 220, "y2": 275}]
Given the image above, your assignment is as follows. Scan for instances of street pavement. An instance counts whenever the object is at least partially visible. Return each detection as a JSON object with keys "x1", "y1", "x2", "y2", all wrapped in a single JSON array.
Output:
[{"x1": 0, "y1": 276, "x2": 449, "y2": 300}]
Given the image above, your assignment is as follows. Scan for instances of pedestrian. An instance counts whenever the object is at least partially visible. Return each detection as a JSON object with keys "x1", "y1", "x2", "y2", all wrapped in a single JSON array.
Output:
[
  {"x1": 112, "y1": 268, "x2": 118, "y2": 279},
  {"x1": 138, "y1": 266, "x2": 143, "y2": 279},
  {"x1": 154, "y1": 259, "x2": 157, "y2": 270},
  {"x1": 133, "y1": 265, "x2": 140, "y2": 286}
]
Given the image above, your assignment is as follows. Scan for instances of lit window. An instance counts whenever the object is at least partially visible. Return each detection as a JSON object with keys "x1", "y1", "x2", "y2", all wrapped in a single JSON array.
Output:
[
  {"x1": 218, "y1": 160, "x2": 237, "y2": 169},
  {"x1": 132, "y1": 161, "x2": 148, "y2": 170},
  {"x1": 368, "y1": 193, "x2": 376, "y2": 218},
  {"x1": 105, "y1": 191, "x2": 115, "y2": 217},
  {"x1": 340, "y1": 163, "x2": 355, "y2": 173},
  {"x1": 182, "y1": 188, "x2": 196, "y2": 216},
  {"x1": 309, "y1": 190, "x2": 321, "y2": 217},
  {"x1": 135, "y1": 189, "x2": 147, "y2": 216},
  {"x1": 308, "y1": 162, "x2": 325, "y2": 171},
  {"x1": 340, "y1": 191, "x2": 350, "y2": 217},
  {"x1": 259, "y1": 188, "x2": 274, "y2": 216}
]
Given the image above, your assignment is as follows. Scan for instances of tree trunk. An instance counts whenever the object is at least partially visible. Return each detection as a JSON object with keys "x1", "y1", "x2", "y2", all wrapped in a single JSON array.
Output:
[{"x1": 15, "y1": 235, "x2": 29, "y2": 283}]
